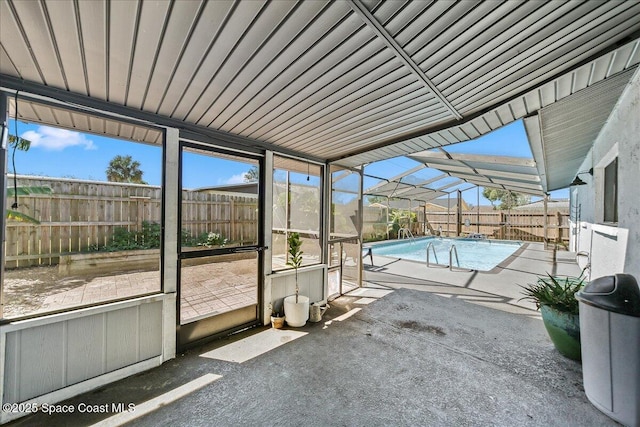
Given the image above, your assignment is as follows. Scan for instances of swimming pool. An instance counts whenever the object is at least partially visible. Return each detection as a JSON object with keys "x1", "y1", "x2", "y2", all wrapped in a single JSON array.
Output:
[{"x1": 371, "y1": 237, "x2": 522, "y2": 271}]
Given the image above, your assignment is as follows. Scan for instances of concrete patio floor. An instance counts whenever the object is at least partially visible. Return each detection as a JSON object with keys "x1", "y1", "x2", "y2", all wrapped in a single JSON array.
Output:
[
  {"x1": 363, "y1": 242, "x2": 583, "y2": 316},
  {"x1": 8, "y1": 279, "x2": 613, "y2": 426}
]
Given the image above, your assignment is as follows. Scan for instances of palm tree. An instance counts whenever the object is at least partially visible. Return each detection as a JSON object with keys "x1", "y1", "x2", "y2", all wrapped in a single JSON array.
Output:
[
  {"x1": 243, "y1": 165, "x2": 259, "y2": 182},
  {"x1": 106, "y1": 155, "x2": 147, "y2": 184}
]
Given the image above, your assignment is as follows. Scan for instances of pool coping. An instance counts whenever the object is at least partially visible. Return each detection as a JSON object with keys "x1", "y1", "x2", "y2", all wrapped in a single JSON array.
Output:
[{"x1": 365, "y1": 237, "x2": 525, "y2": 273}]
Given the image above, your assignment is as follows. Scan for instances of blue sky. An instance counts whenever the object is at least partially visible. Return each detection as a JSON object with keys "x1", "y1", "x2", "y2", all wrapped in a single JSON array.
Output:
[{"x1": 9, "y1": 119, "x2": 567, "y2": 204}]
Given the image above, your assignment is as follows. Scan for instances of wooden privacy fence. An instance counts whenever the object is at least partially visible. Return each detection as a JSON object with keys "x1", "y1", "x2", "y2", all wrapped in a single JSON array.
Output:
[
  {"x1": 4, "y1": 176, "x2": 258, "y2": 268},
  {"x1": 362, "y1": 206, "x2": 570, "y2": 247}
]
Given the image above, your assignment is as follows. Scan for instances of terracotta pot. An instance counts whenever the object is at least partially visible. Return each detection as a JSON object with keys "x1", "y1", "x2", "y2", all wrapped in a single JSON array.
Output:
[{"x1": 271, "y1": 316, "x2": 285, "y2": 329}]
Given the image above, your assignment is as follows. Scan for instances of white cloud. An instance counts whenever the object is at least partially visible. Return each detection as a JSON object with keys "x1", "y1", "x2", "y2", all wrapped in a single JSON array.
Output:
[
  {"x1": 22, "y1": 126, "x2": 96, "y2": 151},
  {"x1": 220, "y1": 173, "x2": 247, "y2": 185}
]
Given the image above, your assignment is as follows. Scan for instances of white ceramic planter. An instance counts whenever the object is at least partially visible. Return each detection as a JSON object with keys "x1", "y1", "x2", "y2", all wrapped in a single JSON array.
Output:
[{"x1": 284, "y1": 295, "x2": 310, "y2": 327}]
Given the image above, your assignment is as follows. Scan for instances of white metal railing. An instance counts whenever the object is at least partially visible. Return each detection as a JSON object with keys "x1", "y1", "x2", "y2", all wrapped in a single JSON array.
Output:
[
  {"x1": 426, "y1": 241, "x2": 439, "y2": 267},
  {"x1": 398, "y1": 227, "x2": 415, "y2": 240},
  {"x1": 449, "y1": 244, "x2": 460, "y2": 271}
]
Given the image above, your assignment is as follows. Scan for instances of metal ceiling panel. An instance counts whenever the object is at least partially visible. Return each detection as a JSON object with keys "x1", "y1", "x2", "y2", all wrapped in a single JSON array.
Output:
[
  {"x1": 445, "y1": 2, "x2": 640, "y2": 112},
  {"x1": 106, "y1": 0, "x2": 137, "y2": 103},
  {"x1": 423, "y1": 163, "x2": 474, "y2": 175},
  {"x1": 208, "y1": 3, "x2": 362, "y2": 131},
  {"x1": 126, "y1": 1, "x2": 173, "y2": 110},
  {"x1": 0, "y1": 1, "x2": 40, "y2": 82},
  {"x1": 8, "y1": 0, "x2": 66, "y2": 89},
  {"x1": 337, "y1": 38, "x2": 640, "y2": 168},
  {"x1": 10, "y1": 97, "x2": 162, "y2": 146},
  {"x1": 279, "y1": 76, "x2": 429, "y2": 151},
  {"x1": 77, "y1": 0, "x2": 108, "y2": 100},
  {"x1": 245, "y1": 49, "x2": 403, "y2": 141},
  {"x1": 176, "y1": 0, "x2": 269, "y2": 123},
  {"x1": 154, "y1": 0, "x2": 235, "y2": 118},
  {"x1": 141, "y1": 1, "x2": 204, "y2": 111}
]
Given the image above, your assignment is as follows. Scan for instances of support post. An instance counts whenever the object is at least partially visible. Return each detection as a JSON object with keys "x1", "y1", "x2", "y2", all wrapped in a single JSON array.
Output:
[
  {"x1": 357, "y1": 167, "x2": 363, "y2": 288},
  {"x1": 456, "y1": 190, "x2": 462, "y2": 237},
  {"x1": 556, "y1": 211, "x2": 563, "y2": 247},
  {"x1": 0, "y1": 92, "x2": 8, "y2": 317},
  {"x1": 543, "y1": 194, "x2": 548, "y2": 249},
  {"x1": 262, "y1": 151, "x2": 274, "y2": 324},
  {"x1": 423, "y1": 203, "x2": 426, "y2": 236},
  {"x1": 386, "y1": 196, "x2": 390, "y2": 240},
  {"x1": 162, "y1": 127, "x2": 179, "y2": 361},
  {"x1": 476, "y1": 185, "x2": 480, "y2": 234},
  {"x1": 447, "y1": 193, "x2": 451, "y2": 237}
]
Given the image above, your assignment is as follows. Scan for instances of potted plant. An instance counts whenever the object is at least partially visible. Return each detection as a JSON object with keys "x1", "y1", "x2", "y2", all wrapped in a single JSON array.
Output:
[
  {"x1": 283, "y1": 232, "x2": 310, "y2": 327},
  {"x1": 269, "y1": 302, "x2": 285, "y2": 329},
  {"x1": 520, "y1": 273, "x2": 586, "y2": 360}
]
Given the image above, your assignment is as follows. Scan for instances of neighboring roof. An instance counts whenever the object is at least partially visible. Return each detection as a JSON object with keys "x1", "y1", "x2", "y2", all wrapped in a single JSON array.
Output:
[
  {"x1": 368, "y1": 200, "x2": 428, "y2": 210},
  {"x1": 194, "y1": 182, "x2": 258, "y2": 195},
  {"x1": 513, "y1": 199, "x2": 569, "y2": 211},
  {"x1": 2, "y1": 1, "x2": 640, "y2": 192},
  {"x1": 367, "y1": 198, "x2": 466, "y2": 211},
  {"x1": 426, "y1": 198, "x2": 467, "y2": 210}
]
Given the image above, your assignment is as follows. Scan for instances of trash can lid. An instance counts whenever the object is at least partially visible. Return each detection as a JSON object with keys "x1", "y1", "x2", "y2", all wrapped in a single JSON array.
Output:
[{"x1": 576, "y1": 274, "x2": 640, "y2": 317}]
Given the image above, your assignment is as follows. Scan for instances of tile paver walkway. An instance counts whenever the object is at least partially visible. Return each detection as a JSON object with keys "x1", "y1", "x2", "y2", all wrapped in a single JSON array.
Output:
[{"x1": 29, "y1": 260, "x2": 257, "y2": 323}]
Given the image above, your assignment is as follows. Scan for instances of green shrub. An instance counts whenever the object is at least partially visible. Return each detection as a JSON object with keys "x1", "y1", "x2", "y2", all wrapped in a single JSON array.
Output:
[
  {"x1": 519, "y1": 274, "x2": 586, "y2": 315},
  {"x1": 97, "y1": 221, "x2": 161, "y2": 252},
  {"x1": 92, "y1": 222, "x2": 228, "y2": 252},
  {"x1": 197, "y1": 232, "x2": 228, "y2": 247},
  {"x1": 139, "y1": 221, "x2": 161, "y2": 249}
]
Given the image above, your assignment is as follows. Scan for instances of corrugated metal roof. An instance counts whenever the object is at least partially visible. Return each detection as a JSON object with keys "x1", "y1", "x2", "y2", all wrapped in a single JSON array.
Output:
[
  {"x1": 538, "y1": 67, "x2": 636, "y2": 191},
  {"x1": 1, "y1": 0, "x2": 640, "y2": 191},
  {"x1": 337, "y1": 39, "x2": 640, "y2": 168}
]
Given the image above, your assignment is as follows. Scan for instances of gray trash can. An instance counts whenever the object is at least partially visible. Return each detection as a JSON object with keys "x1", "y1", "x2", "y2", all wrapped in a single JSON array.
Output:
[{"x1": 576, "y1": 274, "x2": 640, "y2": 427}]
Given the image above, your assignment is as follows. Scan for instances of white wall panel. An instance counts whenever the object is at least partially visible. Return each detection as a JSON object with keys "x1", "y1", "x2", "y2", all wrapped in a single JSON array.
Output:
[
  {"x1": 17, "y1": 323, "x2": 65, "y2": 402},
  {"x1": 66, "y1": 313, "x2": 105, "y2": 385},
  {"x1": 105, "y1": 307, "x2": 139, "y2": 372},
  {"x1": 139, "y1": 301, "x2": 163, "y2": 361},
  {"x1": 2, "y1": 297, "x2": 165, "y2": 405},
  {"x1": 267, "y1": 265, "x2": 327, "y2": 324}
]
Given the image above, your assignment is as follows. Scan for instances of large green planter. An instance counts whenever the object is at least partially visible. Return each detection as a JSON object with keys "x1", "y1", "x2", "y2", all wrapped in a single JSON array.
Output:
[{"x1": 540, "y1": 305, "x2": 581, "y2": 361}]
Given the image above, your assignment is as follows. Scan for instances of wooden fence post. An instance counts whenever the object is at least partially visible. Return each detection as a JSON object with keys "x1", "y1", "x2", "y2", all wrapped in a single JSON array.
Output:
[{"x1": 556, "y1": 211, "x2": 563, "y2": 247}]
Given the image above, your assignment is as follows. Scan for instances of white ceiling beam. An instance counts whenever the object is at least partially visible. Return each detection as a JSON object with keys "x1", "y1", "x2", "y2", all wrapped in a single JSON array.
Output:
[
  {"x1": 474, "y1": 168, "x2": 541, "y2": 182},
  {"x1": 363, "y1": 163, "x2": 426, "y2": 192},
  {"x1": 409, "y1": 151, "x2": 537, "y2": 168},
  {"x1": 524, "y1": 115, "x2": 548, "y2": 193},
  {"x1": 435, "y1": 179, "x2": 464, "y2": 192}
]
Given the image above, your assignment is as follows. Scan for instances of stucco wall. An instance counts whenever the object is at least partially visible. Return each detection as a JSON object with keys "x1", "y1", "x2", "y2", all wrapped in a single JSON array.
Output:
[{"x1": 571, "y1": 67, "x2": 640, "y2": 281}]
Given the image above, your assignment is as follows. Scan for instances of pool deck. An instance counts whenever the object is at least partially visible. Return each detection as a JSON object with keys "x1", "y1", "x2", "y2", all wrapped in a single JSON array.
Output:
[
  {"x1": 9, "y1": 272, "x2": 614, "y2": 427},
  {"x1": 364, "y1": 242, "x2": 582, "y2": 316},
  {"x1": 7, "y1": 242, "x2": 612, "y2": 427}
]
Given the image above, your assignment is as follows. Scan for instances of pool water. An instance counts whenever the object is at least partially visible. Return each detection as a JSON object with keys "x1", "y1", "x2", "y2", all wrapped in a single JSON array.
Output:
[{"x1": 371, "y1": 237, "x2": 522, "y2": 271}]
